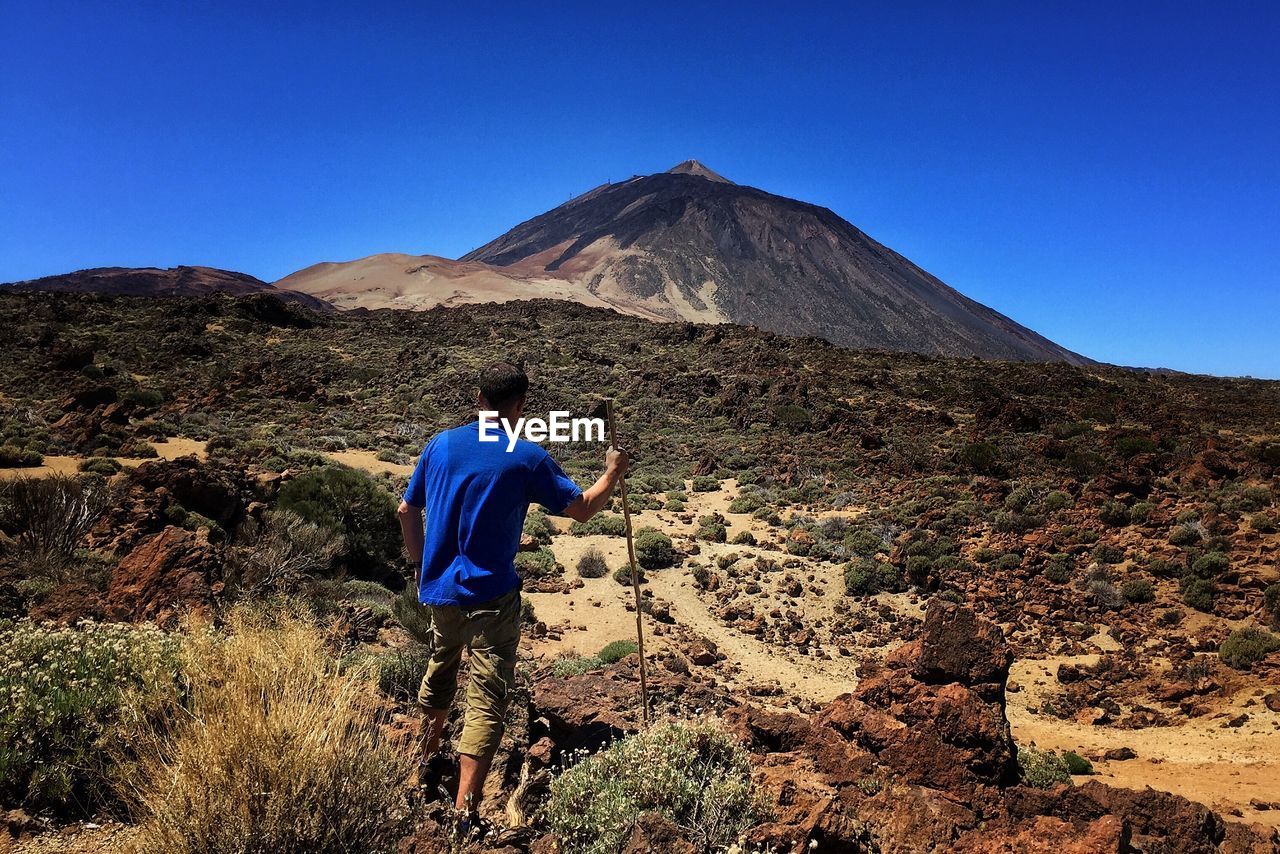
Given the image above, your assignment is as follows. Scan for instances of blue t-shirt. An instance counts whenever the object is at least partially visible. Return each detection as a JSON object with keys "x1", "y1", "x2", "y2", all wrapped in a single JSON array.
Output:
[{"x1": 403, "y1": 421, "x2": 582, "y2": 607}]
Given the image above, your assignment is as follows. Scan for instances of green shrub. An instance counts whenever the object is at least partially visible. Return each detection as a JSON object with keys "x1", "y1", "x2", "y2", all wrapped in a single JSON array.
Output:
[
  {"x1": 1190, "y1": 551, "x2": 1229, "y2": 578},
  {"x1": 843, "y1": 528, "x2": 885, "y2": 556},
  {"x1": 690, "y1": 476, "x2": 720, "y2": 493},
  {"x1": 1182, "y1": 577, "x2": 1216, "y2": 612},
  {"x1": 959, "y1": 442, "x2": 1000, "y2": 474},
  {"x1": 552, "y1": 655, "x2": 602, "y2": 677},
  {"x1": 570, "y1": 514, "x2": 627, "y2": 536},
  {"x1": 1120, "y1": 579, "x2": 1155, "y2": 604},
  {"x1": 1129, "y1": 501, "x2": 1155, "y2": 523},
  {"x1": 1099, "y1": 501, "x2": 1130, "y2": 527},
  {"x1": 391, "y1": 586, "x2": 433, "y2": 645},
  {"x1": 634, "y1": 528, "x2": 675, "y2": 569},
  {"x1": 665, "y1": 499, "x2": 687, "y2": 512},
  {"x1": 0, "y1": 444, "x2": 43, "y2": 467},
  {"x1": 906, "y1": 555, "x2": 933, "y2": 588},
  {"x1": 727, "y1": 495, "x2": 763, "y2": 514},
  {"x1": 368, "y1": 646, "x2": 430, "y2": 700},
  {"x1": 1017, "y1": 747, "x2": 1071, "y2": 789},
  {"x1": 598, "y1": 640, "x2": 638, "y2": 664},
  {"x1": 524, "y1": 510, "x2": 557, "y2": 545},
  {"x1": 1092, "y1": 543, "x2": 1124, "y2": 565},
  {"x1": 696, "y1": 514, "x2": 728, "y2": 543},
  {"x1": 542, "y1": 722, "x2": 758, "y2": 854},
  {"x1": 1061, "y1": 751, "x2": 1094, "y2": 775},
  {"x1": 124, "y1": 388, "x2": 165, "y2": 409},
  {"x1": 276, "y1": 465, "x2": 399, "y2": 576},
  {"x1": 1265, "y1": 583, "x2": 1280, "y2": 628},
  {"x1": 515, "y1": 547, "x2": 559, "y2": 580},
  {"x1": 0, "y1": 620, "x2": 182, "y2": 813},
  {"x1": 730, "y1": 531, "x2": 756, "y2": 546},
  {"x1": 1169, "y1": 524, "x2": 1202, "y2": 546},
  {"x1": 1114, "y1": 436, "x2": 1157, "y2": 458},
  {"x1": 1249, "y1": 513, "x2": 1277, "y2": 533},
  {"x1": 1219, "y1": 628, "x2": 1280, "y2": 670},
  {"x1": 78, "y1": 456, "x2": 122, "y2": 476},
  {"x1": 844, "y1": 558, "x2": 898, "y2": 595},
  {"x1": 576, "y1": 547, "x2": 609, "y2": 579},
  {"x1": 613, "y1": 565, "x2": 644, "y2": 586},
  {"x1": 1044, "y1": 554, "x2": 1072, "y2": 584},
  {"x1": 1042, "y1": 490, "x2": 1073, "y2": 511}
]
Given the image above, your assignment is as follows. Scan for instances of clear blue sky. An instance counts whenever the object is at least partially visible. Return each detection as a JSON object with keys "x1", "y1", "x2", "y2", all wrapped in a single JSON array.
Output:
[{"x1": 3, "y1": 2, "x2": 1277, "y2": 377}]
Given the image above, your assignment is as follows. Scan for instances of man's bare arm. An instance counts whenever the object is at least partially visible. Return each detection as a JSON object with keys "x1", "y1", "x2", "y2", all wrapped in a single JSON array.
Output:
[
  {"x1": 563, "y1": 447, "x2": 629, "y2": 523},
  {"x1": 398, "y1": 501, "x2": 425, "y2": 572}
]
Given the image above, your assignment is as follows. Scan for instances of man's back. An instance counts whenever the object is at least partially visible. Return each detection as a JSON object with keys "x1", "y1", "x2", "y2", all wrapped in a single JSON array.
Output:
[{"x1": 403, "y1": 421, "x2": 581, "y2": 606}]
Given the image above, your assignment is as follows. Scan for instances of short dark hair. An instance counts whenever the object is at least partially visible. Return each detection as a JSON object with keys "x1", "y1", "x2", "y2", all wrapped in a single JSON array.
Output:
[{"x1": 478, "y1": 362, "x2": 528, "y2": 409}]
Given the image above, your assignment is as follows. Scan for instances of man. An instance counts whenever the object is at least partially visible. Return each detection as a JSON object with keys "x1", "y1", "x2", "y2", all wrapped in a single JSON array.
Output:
[{"x1": 397, "y1": 361, "x2": 628, "y2": 829}]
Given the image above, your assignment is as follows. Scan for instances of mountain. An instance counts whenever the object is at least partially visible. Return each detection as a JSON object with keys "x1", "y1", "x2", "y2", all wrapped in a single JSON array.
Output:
[
  {"x1": 458, "y1": 161, "x2": 1087, "y2": 363},
  {"x1": 272, "y1": 253, "x2": 668, "y2": 318},
  {"x1": 4, "y1": 266, "x2": 331, "y2": 311}
]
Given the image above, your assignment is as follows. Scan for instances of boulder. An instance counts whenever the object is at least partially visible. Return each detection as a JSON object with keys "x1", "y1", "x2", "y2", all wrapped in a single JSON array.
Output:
[{"x1": 107, "y1": 526, "x2": 220, "y2": 624}]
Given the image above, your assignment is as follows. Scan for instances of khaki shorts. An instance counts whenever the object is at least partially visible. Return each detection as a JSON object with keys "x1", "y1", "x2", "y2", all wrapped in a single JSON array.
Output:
[{"x1": 418, "y1": 587, "x2": 521, "y2": 760}]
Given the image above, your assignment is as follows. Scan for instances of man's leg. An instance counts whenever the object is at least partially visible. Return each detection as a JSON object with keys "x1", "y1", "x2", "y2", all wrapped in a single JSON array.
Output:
[
  {"x1": 417, "y1": 604, "x2": 467, "y2": 767},
  {"x1": 454, "y1": 589, "x2": 521, "y2": 814}
]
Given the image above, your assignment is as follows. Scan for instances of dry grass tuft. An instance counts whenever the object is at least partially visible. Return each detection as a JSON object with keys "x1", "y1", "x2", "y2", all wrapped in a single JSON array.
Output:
[{"x1": 127, "y1": 608, "x2": 412, "y2": 854}]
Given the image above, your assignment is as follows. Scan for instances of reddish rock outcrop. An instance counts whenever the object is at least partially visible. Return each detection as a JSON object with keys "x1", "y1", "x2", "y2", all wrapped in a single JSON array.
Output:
[{"x1": 106, "y1": 526, "x2": 220, "y2": 624}]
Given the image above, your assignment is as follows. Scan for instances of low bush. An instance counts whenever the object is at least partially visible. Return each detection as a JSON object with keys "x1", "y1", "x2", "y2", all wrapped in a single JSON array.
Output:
[
  {"x1": 1044, "y1": 554, "x2": 1072, "y2": 584},
  {"x1": 515, "y1": 547, "x2": 560, "y2": 580},
  {"x1": 225, "y1": 510, "x2": 344, "y2": 597},
  {"x1": 1120, "y1": 579, "x2": 1155, "y2": 604},
  {"x1": 634, "y1": 527, "x2": 675, "y2": 569},
  {"x1": 844, "y1": 558, "x2": 899, "y2": 595},
  {"x1": 542, "y1": 722, "x2": 758, "y2": 854},
  {"x1": 730, "y1": 530, "x2": 756, "y2": 546},
  {"x1": 570, "y1": 514, "x2": 627, "y2": 536},
  {"x1": 1017, "y1": 747, "x2": 1071, "y2": 789},
  {"x1": 576, "y1": 547, "x2": 609, "y2": 578},
  {"x1": 690, "y1": 476, "x2": 721, "y2": 493},
  {"x1": 1182, "y1": 577, "x2": 1216, "y2": 612},
  {"x1": 1219, "y1": 627, "x2": 1280, "y2": 670},
  {"x1": 524, "y1": 510, "x2": 557, "y2": 545},
  {"x1": 0, "y1": 444, "x2": 42, "y2": 467},
  {"x1": 1190, "y1": 551, "x2": 1230, "y2": 578},
  {"x1": 1169, "y1": 524, "x2": 1201, "y2": 546},
  {"x1": 1061, "y1": 751, "x2": 1094, "y2": 775},
  {"x1": 0, "y1": 620, "x2": 181, "y2": 814},
  {"x1": 0, "y1": 475, "x2": 107, "y2": 577},
  {"x1": 598, "y1": 639, "x2": 638, "y2": 664},
  {"x1": 78, "y1": 456, "x2": 122, "y2": 476},
  {"x1": 276, "y1": 465, "x2": 400, "y2": 576},
  {"x1": 696, "y1": 514, "x2": 728, "y2": 543},
  {"x1": 552, "y1": 655, "x2": 602, "y2": 677}
]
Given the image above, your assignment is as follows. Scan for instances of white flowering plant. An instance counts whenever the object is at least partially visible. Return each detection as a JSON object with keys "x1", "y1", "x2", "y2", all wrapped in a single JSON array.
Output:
[
  {"x1": 541, "y1": 721, "x2": 761, "y2": 854},
  {"x1": 0, "y1": 618, "x2": 181, "y2": 812}
]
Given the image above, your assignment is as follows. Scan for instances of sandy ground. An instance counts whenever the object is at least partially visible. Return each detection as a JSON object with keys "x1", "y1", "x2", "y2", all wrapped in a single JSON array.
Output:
[
  {"x1": 0, "y1": 438, "x2": 208, "y2": 480},
  {"x1": 1008, "y1": 653, "x2": 1280, "y2": 828}
]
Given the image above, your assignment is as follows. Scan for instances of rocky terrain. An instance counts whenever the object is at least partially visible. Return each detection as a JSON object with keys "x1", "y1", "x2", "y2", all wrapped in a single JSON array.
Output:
[{"x1": 1, "y1": 290, "x2": 1278, "y2": 852}]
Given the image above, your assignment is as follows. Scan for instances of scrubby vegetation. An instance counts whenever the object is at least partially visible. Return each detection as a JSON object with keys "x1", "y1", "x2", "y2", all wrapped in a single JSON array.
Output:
[
  {"x1": 0, "y1": 620, "x2": 180, "y2": 813},
  {"x1": 542, "y1": 722, "x2": 758, "y2": 854}
]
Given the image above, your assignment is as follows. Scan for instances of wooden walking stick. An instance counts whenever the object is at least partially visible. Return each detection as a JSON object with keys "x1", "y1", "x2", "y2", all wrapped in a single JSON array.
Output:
[{"x1": 604, "y1": 397, "x2": 650, "y2": 727}]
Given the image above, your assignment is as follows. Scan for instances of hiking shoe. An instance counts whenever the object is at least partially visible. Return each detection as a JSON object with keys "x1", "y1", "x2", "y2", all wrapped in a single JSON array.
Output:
[
  {"x1": 453, "y1": 810, "x2": 491, "y2": 843},
  {"x1": 415, "y1": 753, "x2": 456, "y2": 803}
]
